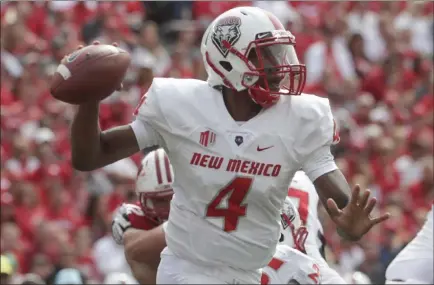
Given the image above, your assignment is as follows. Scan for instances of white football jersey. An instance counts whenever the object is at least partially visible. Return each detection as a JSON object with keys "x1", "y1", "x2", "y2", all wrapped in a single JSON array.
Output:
[
  {"x1": 261, "y1": 245, "x2": 321, "y2": 284},
  {"x1": 386, "y1": 204, "x2": 433, "y2": 284},
  {"x1": 288, "y1": 171, "x2": 325, "y2": 262},
  {"x1": 287, "y1": 171, "x2": 347, "y2": 284},
  {"x1": 133, "y1": 78, "x2": 337, "y2": 270}
]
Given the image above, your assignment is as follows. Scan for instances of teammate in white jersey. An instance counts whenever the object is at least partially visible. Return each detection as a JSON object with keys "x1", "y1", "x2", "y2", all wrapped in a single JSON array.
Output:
[
  {"x1": 262, "y1": 197, "x2": 321, "y2": 284},
  {"x1": 69, "y1": 6, "x2": 389, "y2": 284},
  {"x1": 287, "y1": 171, "x2": 346, "y2": 284},
  {"x1": 262, "y1": 245, "x2": 321, "y2": 285},
  {"x1": 385, "y1": 203, "x2": 433, "y2": 284}
]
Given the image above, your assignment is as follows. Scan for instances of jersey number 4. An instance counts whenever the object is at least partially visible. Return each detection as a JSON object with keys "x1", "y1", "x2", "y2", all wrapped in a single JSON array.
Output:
[{"x1": 205, "y1": 176, "x2": 253, "y2": 232}]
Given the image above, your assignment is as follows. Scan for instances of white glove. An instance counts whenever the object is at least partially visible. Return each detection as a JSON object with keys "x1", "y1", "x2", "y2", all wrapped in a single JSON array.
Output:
[{"x1": 111, "y1": 203, "x2": 137, "y2": 245}]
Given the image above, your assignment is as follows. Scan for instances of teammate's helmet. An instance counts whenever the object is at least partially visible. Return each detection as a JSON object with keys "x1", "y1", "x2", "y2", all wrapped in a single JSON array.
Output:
[
  {"x1": 136, "y1": 148, "x2": 174, "y2": 220},
  {"x1": 280, "y1": 197, "x2": 309, "y2": 252},
  {"x1": 201, "y1": 7, "x2": 306, "y2": 107},
  {"x1": 344, "y1": 271, "x2": 372, "y2": 284}
]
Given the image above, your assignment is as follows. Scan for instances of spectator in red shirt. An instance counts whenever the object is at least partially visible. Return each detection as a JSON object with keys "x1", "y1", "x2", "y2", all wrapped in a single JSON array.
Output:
[
  {"x1": 408, "y1": 157, "x2": 434, "y2": 211},
  {"x1": 362, "y1": 52, "x2": 417, "y2": 102}
]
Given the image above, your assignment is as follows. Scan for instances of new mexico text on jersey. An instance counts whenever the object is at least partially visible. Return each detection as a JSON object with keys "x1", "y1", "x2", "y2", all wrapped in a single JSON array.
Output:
[{"x1": 132, "y1": 77, "x2": 338, "y2": 270}]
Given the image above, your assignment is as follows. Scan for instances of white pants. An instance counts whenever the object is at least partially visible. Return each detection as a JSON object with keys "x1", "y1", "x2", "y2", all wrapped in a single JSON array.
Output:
[
  {"x1": 386, "y1": 207, "x2": 433, "y2": 284},
  {"x1": 157, "y1": 247, "x2": 261, "y2": 284}
]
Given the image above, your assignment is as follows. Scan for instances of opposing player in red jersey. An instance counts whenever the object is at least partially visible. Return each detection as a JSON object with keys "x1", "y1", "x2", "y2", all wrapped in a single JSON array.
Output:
[
  {"x1": 111, "y1": 148, "x2": 173, "y2": 284},
  {"x1": 69, "y1": 6, "x2": 389, "y2": 284}
]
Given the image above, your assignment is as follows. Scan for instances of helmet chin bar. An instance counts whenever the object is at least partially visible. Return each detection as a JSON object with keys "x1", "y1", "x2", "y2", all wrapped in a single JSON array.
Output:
[
  {"x1": 248, "y1": 85, "x2": 280, "y2": 107},
  {"x1": 139, "y1": 189, "x2": 173, "y2": 221}
]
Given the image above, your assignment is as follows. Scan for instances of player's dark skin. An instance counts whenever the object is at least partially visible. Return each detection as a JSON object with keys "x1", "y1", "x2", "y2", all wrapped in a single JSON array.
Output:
[{"x1": 70, "y1": 42, "x2": 389, "y2": 242}]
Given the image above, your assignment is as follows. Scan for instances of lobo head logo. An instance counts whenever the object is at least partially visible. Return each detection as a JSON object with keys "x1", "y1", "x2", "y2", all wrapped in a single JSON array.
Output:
[
  {"x1": 281, "y1": 198, "x2": 297, "y2": 230},
  {"x1": 211, "y1": 16, "x2": 242, "y2": 58}
]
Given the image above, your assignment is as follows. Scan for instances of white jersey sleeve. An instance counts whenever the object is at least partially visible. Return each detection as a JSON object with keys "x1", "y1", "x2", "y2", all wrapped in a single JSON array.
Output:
[
  {"x1": 261, "y1": 245, "x2": 321, "y2": 285},
  {"x1": 130, "y1": 79, "x2": 169, "y2": 150},
  {"x1": 386, "y1": 205, "x2": 433, "y2": 284},
  {"x1": 295, "y1": 95, "x2": 339, "y2": 181}
]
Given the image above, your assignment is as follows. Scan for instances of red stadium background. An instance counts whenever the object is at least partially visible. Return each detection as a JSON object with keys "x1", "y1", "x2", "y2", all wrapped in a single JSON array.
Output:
[{"x1": 1, "y1": 1, "x2": 432, "y2": 284}]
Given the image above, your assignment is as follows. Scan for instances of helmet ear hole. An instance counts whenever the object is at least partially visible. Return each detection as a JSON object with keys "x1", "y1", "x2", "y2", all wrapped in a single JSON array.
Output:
[
  {"x1": 279, "y1": 233, "x2": 284, "y2": 242},
  {"x1": 219, "y1": 61, "x2": 233, "y2": 72}
]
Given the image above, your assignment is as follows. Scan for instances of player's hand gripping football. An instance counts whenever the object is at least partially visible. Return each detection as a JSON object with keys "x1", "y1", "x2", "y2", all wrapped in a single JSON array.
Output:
[
  {"x1": 327, "y1": 185, "x2": 390, "y2": 241},
  {"x1": 63, "y1": 40, "x2": 123, "y2": 91},
  {"x1": 112, "y1": 203, "x2": 146, "y2": 245}
]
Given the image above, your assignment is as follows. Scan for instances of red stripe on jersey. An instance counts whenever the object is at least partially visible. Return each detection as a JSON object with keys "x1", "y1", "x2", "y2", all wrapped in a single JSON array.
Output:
[
  {"x1": 133, "y1": 94, "x2": 147, "y2": 116},
  {"x1": 332, "y1": 119, "x2": 340, "y2": 144},
  {"x1": 164, "y1": 154, "x2": 172, "y2": 183},
  {"x1": 308, "y1": 264, "x2": 320, "y2": 284},
  {"x1": 264, "y1": 11, "x2": 284, "y2": 30},
  {"x1": 261, "y1": 273, "x2": 270, "y2": 285},
  {"x1": 262, "y1": 257, "x2": 285, "y2": 285},
  {"x1": 268, "y1": 257, "x2": 284, "y2": 271},
  {"x1": 155, "y1": 151, "x2": 163, "y2": 184}
]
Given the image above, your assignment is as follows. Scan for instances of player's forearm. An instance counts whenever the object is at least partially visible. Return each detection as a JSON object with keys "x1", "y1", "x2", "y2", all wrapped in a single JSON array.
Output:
[
  {"x1": 128, "y1": 259, "x2": 157, "y2": 285},
  {"x1": 124, "y1": 227, "x2": 166, "y2": 264},
  {"x1": 70, "y1": 103, "x2": 140, "y2": 171},
  {"x1": 71, "y1": 102, "x2": 102, "y2": 171},
  {"x1": 313, "y1": 169, "x2": 351, "y2": 212}
]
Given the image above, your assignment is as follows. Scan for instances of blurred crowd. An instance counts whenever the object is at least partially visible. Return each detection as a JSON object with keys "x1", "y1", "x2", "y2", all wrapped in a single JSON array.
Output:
[{"x1": 1, "y1": 1, "x2": 433, "y2": 284}]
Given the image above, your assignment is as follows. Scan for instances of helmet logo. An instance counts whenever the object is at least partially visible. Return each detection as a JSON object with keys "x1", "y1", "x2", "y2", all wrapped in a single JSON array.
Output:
[
  {"x1": 280, "y1": 204, "x2": 296, "y2": 230},
  {"x1": 211, "y1": 16, "x2": 242, "y2": 58}
]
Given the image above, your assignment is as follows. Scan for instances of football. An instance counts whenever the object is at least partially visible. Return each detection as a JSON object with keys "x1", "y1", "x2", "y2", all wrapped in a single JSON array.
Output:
[{"x1": 50, "y1": 44, "x2": 131, "y2": 105}]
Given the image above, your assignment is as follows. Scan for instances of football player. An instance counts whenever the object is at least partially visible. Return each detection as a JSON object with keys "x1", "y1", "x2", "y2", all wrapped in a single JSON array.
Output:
[
  {"x1": 385, "y1": 203, "x2": 433, "y2": 284},
  {"x1": 262, "y1": 197, "x2": 321, "y2": 284},
  {"x1": 287, "y1": 171, "x2": 346, "y2": 284},
  {"x1": 69, "y1": 6, "x2": 389, "y2": 284},
  {"x1": 111, "y1": 148, "x2": 173, "y2": 284}
]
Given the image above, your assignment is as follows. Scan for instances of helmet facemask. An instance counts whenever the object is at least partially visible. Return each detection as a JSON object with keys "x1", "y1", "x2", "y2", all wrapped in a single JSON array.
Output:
[
  {"x1": 139, "y1": 188, "x2": 173, "y2": 221},
  {"x1": 215, "y1": 30, "x2": 306, "y2": 107}
]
